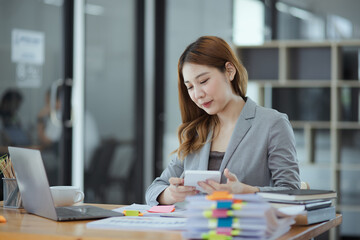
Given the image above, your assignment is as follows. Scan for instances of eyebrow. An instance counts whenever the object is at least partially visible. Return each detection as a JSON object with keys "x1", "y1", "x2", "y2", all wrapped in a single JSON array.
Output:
[{"x1": 184, "y1": 72, "x2": 209, "y2": 83}]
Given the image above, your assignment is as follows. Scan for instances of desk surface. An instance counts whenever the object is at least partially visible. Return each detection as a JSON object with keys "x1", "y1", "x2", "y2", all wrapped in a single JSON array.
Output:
[{"x1": 0, "y1": 203, "x2": 342, "y2": 240}]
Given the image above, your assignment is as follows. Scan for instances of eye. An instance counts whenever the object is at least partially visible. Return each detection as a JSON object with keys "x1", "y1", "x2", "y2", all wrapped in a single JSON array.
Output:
[
  {"x1": 186, "y1": 85, "x2": 193, "y2": 90},
  {"x1": 200, "y1": 78, "x2": 209, "y2": 84}
]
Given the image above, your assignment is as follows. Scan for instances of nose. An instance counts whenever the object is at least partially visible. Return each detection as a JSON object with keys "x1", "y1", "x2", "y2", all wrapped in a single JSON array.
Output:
[{"x1": 194, "y1": 86, "x2": 205, "y2": 99}]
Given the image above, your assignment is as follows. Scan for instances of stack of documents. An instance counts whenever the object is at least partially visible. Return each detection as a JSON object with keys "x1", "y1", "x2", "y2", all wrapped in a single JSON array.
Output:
[
  {"x1": 183, "y1": 192, "x2": 297, "y2": 240},
  {"x1": 257, "y1": 189, "x2": 337, "y2": 225}
]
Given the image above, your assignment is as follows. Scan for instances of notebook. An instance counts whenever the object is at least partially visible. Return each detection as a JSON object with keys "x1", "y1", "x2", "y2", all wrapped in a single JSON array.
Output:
[
  {"x1": 8, "y1": 146, "x2": 124, "y2": 221},
  {"x1": 257, "y1": 189, "x2": 337, "y2": 201}
]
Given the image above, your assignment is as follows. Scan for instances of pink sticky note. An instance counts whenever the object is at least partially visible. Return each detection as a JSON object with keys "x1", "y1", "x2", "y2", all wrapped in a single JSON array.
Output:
[{"x1": 148, "y1": 205, "x2": 175, "y2": 213}]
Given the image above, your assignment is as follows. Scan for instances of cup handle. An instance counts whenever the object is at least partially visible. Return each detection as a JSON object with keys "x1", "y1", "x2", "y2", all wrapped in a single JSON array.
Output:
[{"x1": 74, "y1": 190, "x2": 85, "y2": 203}]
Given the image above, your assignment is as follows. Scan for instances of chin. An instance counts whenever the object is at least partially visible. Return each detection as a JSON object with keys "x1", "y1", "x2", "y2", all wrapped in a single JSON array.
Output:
[{"x1": 203, "y1": 109, "x2": 217, "y2": 115}]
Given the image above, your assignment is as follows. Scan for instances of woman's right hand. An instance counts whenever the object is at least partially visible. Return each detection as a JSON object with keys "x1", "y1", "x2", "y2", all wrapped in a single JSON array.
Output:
[{"x1": 158, "y1": 177, "x2": 199, "y2": 205}]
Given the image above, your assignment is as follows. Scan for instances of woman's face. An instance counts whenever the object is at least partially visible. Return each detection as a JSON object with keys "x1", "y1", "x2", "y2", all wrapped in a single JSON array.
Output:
[{"x1": 182, "y1": 62, "x2": 235, "y2": 115}]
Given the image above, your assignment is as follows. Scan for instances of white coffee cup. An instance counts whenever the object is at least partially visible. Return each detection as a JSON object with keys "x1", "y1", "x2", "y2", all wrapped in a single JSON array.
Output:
[{"x1": 50, "y1": 186, "x2": 84, "y2": 207}]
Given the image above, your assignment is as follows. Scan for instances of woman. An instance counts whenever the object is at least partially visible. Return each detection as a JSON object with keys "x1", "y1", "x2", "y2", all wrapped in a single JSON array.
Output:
[{"x1": 146, "y1": 36, "x2": 300, "y2": 206}]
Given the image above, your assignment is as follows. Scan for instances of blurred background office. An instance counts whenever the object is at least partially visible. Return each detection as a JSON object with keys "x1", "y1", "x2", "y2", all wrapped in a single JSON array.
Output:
[{"x1": 0, "y1": 0, "x2": 359, "y2": 239}]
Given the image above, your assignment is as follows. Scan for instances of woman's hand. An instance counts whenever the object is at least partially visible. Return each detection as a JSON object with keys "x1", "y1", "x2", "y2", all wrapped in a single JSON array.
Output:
[
  {"x1": 198, "y1": 168, "x2": 259, "y2": 194},
  {"x1": 158, "y1": 177, "x2": 199, "y2": 205}
]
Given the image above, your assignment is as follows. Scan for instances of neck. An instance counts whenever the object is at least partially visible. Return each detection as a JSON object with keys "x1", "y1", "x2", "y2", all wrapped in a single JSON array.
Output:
[{"x1": 216, "y1": 96, "x2": 245, "y2": 127}]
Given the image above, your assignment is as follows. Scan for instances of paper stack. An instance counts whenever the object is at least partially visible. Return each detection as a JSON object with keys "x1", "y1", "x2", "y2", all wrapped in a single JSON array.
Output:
[
  {"x1": 183, "y1": 192, "x2": 296, "y2": 240},
  {"x1": 257, "y1": 189, "x2": 337, "y2": 225}
]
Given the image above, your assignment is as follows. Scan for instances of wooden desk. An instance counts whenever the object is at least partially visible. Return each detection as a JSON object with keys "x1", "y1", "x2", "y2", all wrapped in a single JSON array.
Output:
[{"x1": 0, "y1": 203, "x2": 342, "y2": 240}]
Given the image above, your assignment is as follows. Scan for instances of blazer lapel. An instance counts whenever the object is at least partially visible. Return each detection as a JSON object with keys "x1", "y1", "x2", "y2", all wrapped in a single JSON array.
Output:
[{"x1": 219, "y1": 98, "x2": 256, "y2": 173}]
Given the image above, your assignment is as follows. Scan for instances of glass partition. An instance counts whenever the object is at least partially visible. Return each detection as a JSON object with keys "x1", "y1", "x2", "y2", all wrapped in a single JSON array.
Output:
[
  {"x1": 83, "y1": 0, "x2": 142, "y2": 204},
  {"x1": 0, "y1": 0, "x2": 64, "y2": 190}
]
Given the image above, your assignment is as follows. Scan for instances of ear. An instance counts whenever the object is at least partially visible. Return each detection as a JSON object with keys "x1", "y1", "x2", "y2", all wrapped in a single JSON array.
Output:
[{"x1": 225, "y1": 62, "x2": 236, "y2": 81}]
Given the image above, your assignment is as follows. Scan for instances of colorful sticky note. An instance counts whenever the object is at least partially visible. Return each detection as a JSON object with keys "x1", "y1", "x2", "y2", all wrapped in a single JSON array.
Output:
[
  {"x1": 207, "y1": 191, "x2": 233, "y2": 200},
  {"x1": 123, "y1": 210, "x2": 143, "y2": 216},
  {"x1": 147, "y1": 205, "x2": 175, "y2": 213}
]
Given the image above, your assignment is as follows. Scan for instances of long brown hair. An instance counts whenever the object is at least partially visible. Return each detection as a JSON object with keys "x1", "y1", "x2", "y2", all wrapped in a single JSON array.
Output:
[{"x1": 175, "y1": 36, "x2": 248, "y2": 160}]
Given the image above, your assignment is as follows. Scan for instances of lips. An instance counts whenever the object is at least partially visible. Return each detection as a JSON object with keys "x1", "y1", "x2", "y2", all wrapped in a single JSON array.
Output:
[{"x1": 202, "y1": 100, "x2": 213, "y2": 108}]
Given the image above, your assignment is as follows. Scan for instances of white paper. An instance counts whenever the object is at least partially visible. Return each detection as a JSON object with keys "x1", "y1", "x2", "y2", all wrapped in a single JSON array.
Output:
[
  {"x1": 86, "y1": 216, "x2": 187, "y2": 231},
  {"x1": 15, "y1": 63, "x2": 42, "y2": 88},
  {"x1": 113, "y1": 203, "x2": 186, "y2": 218},
  {"x1": 271, "y1": 203, "x2": 306, "y2": 217},
  {"x1": 12, "y1": 29, "x2": 44, "y2": 64},
  {"x1": 112, "y1": 203, "x2": 161, "y2": 216},
  {"x1": 113, "y1": 203, "x2": 151, "y2": 214}
]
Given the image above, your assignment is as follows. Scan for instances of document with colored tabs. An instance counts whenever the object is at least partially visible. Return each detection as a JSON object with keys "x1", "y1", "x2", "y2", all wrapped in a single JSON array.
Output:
[{"x1": 182, "y1": 192, "x2": 297, "y2": 240}]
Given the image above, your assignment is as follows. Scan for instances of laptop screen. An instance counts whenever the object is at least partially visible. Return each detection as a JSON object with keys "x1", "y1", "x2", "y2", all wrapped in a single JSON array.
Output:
[{"x1": 8, "y1": 146, "x2": 58, "y2": 220}]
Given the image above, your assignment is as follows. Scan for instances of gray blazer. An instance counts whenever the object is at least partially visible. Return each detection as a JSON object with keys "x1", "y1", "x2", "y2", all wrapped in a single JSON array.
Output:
[{"x1": 145, "y1": 97, "x2": 300, "y2": 206}]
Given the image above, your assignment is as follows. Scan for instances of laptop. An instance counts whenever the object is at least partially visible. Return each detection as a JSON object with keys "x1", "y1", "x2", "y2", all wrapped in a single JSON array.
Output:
[{"x1": 8, "y1": 146, "x2": 124, "y2": 221}]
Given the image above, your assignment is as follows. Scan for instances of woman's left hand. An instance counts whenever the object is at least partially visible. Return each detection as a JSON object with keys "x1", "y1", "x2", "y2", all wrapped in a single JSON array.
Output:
[{"x1": 198, "y1": 168, "x2": 259, "y2": 194}]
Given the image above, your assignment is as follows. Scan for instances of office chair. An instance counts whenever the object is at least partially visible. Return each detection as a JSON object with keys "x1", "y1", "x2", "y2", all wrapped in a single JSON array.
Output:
[{"x1": 84, "y1": 138, "x2": 135, "y2": 204}]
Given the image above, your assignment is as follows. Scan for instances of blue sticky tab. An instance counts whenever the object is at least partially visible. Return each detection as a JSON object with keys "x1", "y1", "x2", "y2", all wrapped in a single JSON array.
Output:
[
  {"x1": 218, "y1": 217, "x2": 233, "y2": 227},
  {"x1": 217, "y1": 201, "x2": 233, "y2": 209}
]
